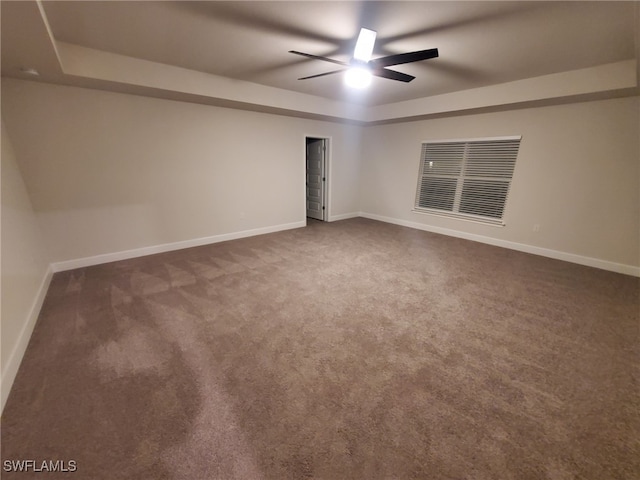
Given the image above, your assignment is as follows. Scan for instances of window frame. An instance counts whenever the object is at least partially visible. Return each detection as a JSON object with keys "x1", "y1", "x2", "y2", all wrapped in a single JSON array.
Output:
[{"x1": 413, "y1": 136, "x2": 522, "y2": 226}]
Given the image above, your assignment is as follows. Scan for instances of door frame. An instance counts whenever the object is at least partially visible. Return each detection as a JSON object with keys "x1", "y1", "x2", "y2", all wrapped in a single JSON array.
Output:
[{"x1": 304, "y1": 135, "x2": 330, "y2": 223}]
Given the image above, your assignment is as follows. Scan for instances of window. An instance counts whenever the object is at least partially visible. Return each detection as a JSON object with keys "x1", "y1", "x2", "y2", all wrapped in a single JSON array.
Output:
[{"x1": 414, "y1": 136, "x2": 521, "y2": 225}]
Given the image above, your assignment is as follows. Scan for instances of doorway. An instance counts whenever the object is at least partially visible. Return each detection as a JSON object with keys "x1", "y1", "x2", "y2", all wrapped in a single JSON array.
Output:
[{"x1": 305, "y1": 137, "x2": 327, "y2": 221}]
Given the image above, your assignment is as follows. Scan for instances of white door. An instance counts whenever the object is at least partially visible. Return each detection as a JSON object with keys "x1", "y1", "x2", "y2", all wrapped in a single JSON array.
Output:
[{"x1": 306, "y1": 138, "x2": 325, "y2": 220}]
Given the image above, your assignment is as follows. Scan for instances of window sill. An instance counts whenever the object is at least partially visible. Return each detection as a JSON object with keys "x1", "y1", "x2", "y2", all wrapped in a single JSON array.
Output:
[{"x1": 411, "y1": 208, "x2": 505, "y2": 227}]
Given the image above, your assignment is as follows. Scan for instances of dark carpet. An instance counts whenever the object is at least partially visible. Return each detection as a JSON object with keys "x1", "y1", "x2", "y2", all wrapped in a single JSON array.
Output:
[{"x1": 2, "y1": 218, "x2": 638, "y2": 479}]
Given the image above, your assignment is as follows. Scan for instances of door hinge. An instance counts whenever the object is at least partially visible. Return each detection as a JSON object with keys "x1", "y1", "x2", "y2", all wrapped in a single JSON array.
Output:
[
  {"x1": 322, "y1": 206, "x2": 325, "y2": 210},
  {"x1": 322, "y1": 177, "x2": 326, "y2": 181}
]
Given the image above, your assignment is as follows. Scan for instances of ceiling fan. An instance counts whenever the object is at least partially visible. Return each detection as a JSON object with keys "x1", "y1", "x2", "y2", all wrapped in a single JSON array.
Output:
[{"x1": 289, "y1": 28, "x2": 439, "y2": 87}]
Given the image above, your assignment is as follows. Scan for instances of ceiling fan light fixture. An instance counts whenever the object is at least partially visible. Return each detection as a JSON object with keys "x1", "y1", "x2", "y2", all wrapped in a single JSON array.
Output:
[
  {"x1": 353, "y1": 28, "x2": 377, "y2": 62},
  {"x1": 344, "y1": 67, "x2": 372, "y2": 89},
  {"x1": 290, "y1": 28, "x2": 436, "y2": 85}
]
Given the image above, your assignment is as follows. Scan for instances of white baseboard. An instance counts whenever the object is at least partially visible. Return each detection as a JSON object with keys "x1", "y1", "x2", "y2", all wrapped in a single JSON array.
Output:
[
  {"x1": 328, "y1": 212, "x2": 360, "y2": 222},
  {"x1": 51, "y1": 220, "x2": 306, "y2": 272},
  {"x1": 359, "y1": 212, "x2": 640, "y2": 277},
  {"x1": 1, "y1": 266, "x2": 53, "y2": 413}
]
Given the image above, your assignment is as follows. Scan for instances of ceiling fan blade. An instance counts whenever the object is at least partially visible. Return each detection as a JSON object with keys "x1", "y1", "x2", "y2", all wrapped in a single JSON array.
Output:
[
  {"x1": 370, "y1": 48, "x2": 439, "y2": 68},
  {"x1": 298, "y1": 69, "x2": 344, "y2": 80},
  {"x1": 289, "y1": 50, "x2": 350, "y2": 67},
  {"x1": 372, "y1": 68, "x2": 415, "y2": 83}
]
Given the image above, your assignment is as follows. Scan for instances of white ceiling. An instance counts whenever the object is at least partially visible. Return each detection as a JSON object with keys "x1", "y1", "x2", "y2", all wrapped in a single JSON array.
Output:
[{"x1": 2, "y1": 1, "x2": 638, "y2": 122}]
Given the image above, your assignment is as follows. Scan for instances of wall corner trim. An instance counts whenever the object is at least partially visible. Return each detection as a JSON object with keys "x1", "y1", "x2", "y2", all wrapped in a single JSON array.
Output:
[
  {"x1": 358, "y1": 212, "x2": 640, "y2": 277},
  {"x1": 1, "y1": 265, "x2": 54, "y2": 413}
]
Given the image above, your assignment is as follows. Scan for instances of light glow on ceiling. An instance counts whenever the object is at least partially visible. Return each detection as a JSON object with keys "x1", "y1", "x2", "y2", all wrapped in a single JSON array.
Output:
[
  {"x1": 344, "y1": 67, "x2": 372, "y2": 89},
  {"x1": 353, "y1": 28, "x2": 377, "y2": 62}
]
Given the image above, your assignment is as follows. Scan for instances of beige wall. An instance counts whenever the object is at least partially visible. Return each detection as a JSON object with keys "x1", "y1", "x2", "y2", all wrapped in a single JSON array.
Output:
[
  {"x1": 1, "y1": 119, "x2": 51, "y2": 410},
  {"x1": 1, "y1": 79, "x2": 363, "y2": 263},
  {"x1": 1, "y1": 78, "x2": 638, "y2": 271},
  {"x1": 2, "y1": 80, "x2": 638, "y2": 270},
  {"x1": 360, "y1": 97, "x2": 640, "y2": 269}
]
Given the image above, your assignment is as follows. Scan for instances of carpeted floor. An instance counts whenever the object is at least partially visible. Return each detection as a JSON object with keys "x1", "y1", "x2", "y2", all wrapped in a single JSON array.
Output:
[{"x1": 1, "y1": 218, "x2": 638, "y2": 479}]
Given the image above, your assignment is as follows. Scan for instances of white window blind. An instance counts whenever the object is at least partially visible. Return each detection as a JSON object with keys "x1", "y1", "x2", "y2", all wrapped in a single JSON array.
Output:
[{"x1": 414, "y1": 137, "x2": 521, "y2": 225}]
